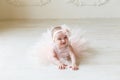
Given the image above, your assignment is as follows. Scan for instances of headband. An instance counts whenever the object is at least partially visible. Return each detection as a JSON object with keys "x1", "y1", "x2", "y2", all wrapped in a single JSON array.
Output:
[
  {"x1": 52, "y1": 24, "x2": 71, "y2": 41},
  {"x1": 53, "y1": 30, "x2": 66, "y2": 41}
]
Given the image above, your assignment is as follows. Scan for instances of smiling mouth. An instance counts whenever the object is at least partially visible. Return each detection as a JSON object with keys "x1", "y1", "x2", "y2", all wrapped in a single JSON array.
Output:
[{"x1": 62, "y1": 42, "x2": 66, "y2": 45}]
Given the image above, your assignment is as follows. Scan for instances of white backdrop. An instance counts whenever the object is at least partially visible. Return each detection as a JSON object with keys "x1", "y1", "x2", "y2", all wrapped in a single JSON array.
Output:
[{"x1": 0, "y1": 0, "x2": 120, "y2": 19}]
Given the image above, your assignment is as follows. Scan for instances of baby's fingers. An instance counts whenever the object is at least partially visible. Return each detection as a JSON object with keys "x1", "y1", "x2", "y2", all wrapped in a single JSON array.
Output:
[
  {"x1": 72, "y1": 66, "x2": 79, "y2": 70},
  {"x1": 59, "y1": 65, "x2": 66, "y2": 70}
]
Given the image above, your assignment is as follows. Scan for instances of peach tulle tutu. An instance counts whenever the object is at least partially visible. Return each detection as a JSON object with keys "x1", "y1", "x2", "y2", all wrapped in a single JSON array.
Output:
[{"x1": 27, "y1": 25, "x2": 88, "y2": 66}]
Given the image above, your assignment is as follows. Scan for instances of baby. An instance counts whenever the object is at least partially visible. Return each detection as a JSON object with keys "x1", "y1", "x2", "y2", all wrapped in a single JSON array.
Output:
[
  {"x1": 50, "y1": 26, "x2": 79, "y2": 70},
  {"x1": 30, "y1": 24, "x2": 87, "y2": 70}
]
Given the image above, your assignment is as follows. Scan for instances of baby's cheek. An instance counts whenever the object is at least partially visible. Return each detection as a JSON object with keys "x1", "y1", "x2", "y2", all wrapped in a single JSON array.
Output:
[
  {"x1": 57, "y1": 41, "x2": 61, "y2": 45},
  {"x1": 66, "y1": 40, "x2": 69, "y2": 43}
]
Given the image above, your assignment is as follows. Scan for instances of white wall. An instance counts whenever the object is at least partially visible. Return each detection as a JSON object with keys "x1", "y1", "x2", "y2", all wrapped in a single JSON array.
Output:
[{"x1": 0, "y1": 0, "x2": 120, "y2": 19}]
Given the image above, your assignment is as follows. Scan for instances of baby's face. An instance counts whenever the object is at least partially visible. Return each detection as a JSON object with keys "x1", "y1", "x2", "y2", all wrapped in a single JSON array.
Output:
[{"x1": 54, "y1": 32, "x2": 69, "y2": 48}]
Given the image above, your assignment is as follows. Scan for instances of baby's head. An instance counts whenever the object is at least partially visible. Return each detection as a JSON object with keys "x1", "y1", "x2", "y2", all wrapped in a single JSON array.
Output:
[{"x1": 51, "y1": 25, "x2": 71, "y2": 48}]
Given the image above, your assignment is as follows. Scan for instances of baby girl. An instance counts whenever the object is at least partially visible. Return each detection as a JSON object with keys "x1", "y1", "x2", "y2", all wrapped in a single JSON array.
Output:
[
  {"x1": 30, "y1": 24, "x2": 87, "y2": 71},
  {"x1": 50, "y1": 26, "x2": 79, "y2": 70}
]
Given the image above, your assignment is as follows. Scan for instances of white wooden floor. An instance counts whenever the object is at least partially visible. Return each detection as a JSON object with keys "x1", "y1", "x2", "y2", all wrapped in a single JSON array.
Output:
[{"x1": 0, "y1": 19, "x2": 120, "y2": 80}]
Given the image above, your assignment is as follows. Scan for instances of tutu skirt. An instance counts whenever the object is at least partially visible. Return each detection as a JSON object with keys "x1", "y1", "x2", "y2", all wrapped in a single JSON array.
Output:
[{"x1": 27, "y1": 26, "x2": 88, "y2": 66}]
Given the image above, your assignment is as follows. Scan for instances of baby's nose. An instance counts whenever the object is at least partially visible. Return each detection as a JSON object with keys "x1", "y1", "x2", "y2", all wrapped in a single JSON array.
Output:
[{"x1": 62, "y1": 39, "x2": 65, "y2": 43}]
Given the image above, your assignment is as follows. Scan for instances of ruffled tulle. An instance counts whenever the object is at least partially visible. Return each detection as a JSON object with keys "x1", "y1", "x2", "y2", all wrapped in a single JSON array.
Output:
[
  {"x1": 27, "y1": 25, "x2": 88, "y2": 66},
  {"x1": 70, "y1": 28, "x2": 88, "y2": 57}
]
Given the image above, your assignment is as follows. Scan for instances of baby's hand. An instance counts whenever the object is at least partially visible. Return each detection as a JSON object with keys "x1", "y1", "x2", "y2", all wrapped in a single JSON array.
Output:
[
  {"x1": 58, "y1": 63, "x2": 67, "y2": 70},
  {"x1": 70, "y1": 64, "x2": 79, "y2": 70}
]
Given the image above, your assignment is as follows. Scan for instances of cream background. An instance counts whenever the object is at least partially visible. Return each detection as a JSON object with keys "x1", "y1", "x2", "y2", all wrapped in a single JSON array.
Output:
[{"x1": 0, "y1": 0, "x2": 120, "y2": 19}]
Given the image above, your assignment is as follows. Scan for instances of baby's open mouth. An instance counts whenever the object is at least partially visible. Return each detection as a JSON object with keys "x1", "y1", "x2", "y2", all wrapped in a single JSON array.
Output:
[{"x1": 62, "y1": 42, "x2": 66, "y2": 45}]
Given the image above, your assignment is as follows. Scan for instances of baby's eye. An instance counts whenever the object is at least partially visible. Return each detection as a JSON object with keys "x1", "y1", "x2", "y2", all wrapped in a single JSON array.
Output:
[
  {"x1": 64, "y1": 36, "x2": 67, "y2": 39},
  {"x1": 57, "y1": 38, "x2": 61, "y2": 40}
]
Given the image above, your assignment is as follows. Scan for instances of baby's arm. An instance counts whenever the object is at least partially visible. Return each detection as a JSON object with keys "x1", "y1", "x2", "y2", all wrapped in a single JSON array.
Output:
[
  {"x1": 51, "y1": 50, "x2": 67, "y2": 69},
  {"x1": 69, "y1": 45, "x2": 79, "y2": 70}
]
